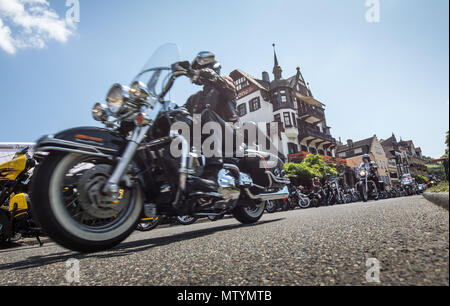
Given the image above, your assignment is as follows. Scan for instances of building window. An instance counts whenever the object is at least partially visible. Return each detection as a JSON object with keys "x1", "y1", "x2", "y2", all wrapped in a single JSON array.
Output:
[
  {"x1": 281, "y1": 95, "x2": 287, "y2": 103},
  {"x1": 338, "y1": 152, "x2": 346, "y2": 158},
  {"x1": 249, "y1": 97, "x2": 261, "y2": 112},
  {"x1": 301, "y1": 145, "x2": 308, "y2": 152},
  {"x1": 283, "y1": 112, "x2": 292, "y2": 128},
  {"x1": 237, "y1": 104, "x2": 247, "y2": 117},
  {"x1": 288, "y1": 143, "x2": 298, "y2": 155},
  {"x1": 354, "y1": 148, "x2": 363, "y2": 154},
  {"x1": 234, "y1": 77, "x2": 250, "y2": 91},
  {"x1": 292, "y1": 113, "x2": 297, "y2": 127},
  {"x1": 274, "y1": 114, "x2": 281, "y2": 123}
]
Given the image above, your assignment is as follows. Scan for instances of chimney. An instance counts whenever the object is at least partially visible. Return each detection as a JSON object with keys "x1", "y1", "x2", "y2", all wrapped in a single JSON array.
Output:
[
  {"x1": 347, "y1": 139, "x2": 354, "y2": 148},
  {"x1": 262, "y1": 71, "x2": 270, "y2": 83}
]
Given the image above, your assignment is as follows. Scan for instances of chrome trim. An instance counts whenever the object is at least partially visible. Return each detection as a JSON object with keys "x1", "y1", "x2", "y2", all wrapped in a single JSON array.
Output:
[
  {"x1": 37, "y1": 146, "x2": 111, "y2": 159},
  {"x1": 36, "y1": 137, "x2": 117, "y2": 155},
  {"x1": 244, "y1": 186, "x2": 289, "y2": 201},
  {"x1": 171, "y1": 133, "x2": 190, "y2": 207},
  {"x1": 104, "y1": 125, "x2": 150, "y2": 195},
  {"x1": 265, "y1": 171, "x2": 290, "y2": 186}
]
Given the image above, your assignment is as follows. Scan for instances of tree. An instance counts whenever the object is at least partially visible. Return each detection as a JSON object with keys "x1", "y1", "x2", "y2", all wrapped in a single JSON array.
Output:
[
  {"x1": 285, "y1": 154, "x2": 338, "y2": 188},
  {"x1": 445, "y1": 131, "x2": 449, "y2": 157},
  {"x1": 414, "y1": 174, "x2": 428, "y2": 184}
]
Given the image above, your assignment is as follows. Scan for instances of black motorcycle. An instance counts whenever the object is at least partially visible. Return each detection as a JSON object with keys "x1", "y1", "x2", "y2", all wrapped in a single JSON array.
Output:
[
  {"x1": 355, "y1": 167, "x2": 379, "y2": 202},
  {"x1": 324, "y1": 176, "x2": 346, "y2": 205},
  {"x1": 31, "y1": 44, "x2": 290, "y2": 253}
]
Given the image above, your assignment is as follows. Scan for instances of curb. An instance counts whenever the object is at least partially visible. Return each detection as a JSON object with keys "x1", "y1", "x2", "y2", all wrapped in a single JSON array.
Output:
[{"x1": 423, "y1": 192, "x2": 449, "y2": 210}]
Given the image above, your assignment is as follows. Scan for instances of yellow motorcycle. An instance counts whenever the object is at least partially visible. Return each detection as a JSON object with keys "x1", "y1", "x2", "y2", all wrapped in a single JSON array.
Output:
[{"x1": 0, "y1": 147, "x2": 43, "y2": 246}]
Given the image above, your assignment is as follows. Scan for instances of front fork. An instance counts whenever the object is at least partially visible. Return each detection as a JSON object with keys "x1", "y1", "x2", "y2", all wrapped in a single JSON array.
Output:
[
  {"x1": 103, "y1": 125, "x2": 151, "y2": 197},
  {"x1": 103, "y1": 123, "x2": 190, "y2": 207}
]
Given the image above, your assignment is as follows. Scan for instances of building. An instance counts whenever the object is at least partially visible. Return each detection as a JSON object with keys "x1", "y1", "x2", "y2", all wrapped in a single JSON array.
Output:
[
  {"x1": 397, "y1": 140, "x2": 428, "y2": 177},
  {"x1": 229, "y1": 45, "x2": 344, "y2": 166},
  {"x1": 336, "y1": 136, "x2": 391, "y2": 186},
  {"x1": 380, "y1": 134, "x2": 409, "y2": 185},
  {"x1": 0, "y1": 143, "x2": 35, "y2": 165}
]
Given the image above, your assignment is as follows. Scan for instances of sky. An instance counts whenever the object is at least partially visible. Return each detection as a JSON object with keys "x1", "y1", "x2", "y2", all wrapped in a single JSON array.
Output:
[{"x1": 0, "y1": 0, "x2": 448, "y2": 158}]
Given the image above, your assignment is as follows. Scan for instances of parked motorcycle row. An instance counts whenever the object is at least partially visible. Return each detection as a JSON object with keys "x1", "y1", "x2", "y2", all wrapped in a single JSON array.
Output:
[{"x1": 264, "y1": 172, "x2": 426, "y2": 213}]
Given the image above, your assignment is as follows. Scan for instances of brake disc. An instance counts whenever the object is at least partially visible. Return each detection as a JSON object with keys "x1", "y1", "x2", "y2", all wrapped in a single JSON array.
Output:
[{"x1": 78, "y1": 165, "x2": 131, "y2": 219}]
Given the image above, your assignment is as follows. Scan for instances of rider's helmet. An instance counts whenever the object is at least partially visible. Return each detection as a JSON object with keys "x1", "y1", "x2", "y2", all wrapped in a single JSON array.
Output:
[
  {"x1": 192, "y1": 51, "x2": 222, "y2": 75},
  {"x1": 362, "y1": 154, "x2": 371, "y2": 163}
]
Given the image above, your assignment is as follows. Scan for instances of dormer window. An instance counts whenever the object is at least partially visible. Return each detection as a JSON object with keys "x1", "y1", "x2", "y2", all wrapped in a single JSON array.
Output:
[{"x1": 234, "y1": 77, "x2": 249, "y2": 91}]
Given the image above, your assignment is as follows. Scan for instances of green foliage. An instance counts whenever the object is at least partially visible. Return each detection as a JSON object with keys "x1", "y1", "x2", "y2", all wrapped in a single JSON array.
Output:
[
  {"x1": 428, "y1": 182, "x2": 449, "y2": 193},
  {"x1": 284, "y1": 154, "x2": 338, "y2": 187},
  {"x1": 445, "y1": 131, "x2": 449, "y2": 158},
  {"x1": 414, "y1": 174, "x2": 428, "y2": 184}
]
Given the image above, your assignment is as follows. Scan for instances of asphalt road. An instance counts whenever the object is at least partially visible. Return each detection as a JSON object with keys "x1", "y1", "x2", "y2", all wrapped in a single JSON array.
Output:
[{"x1": 0, "y1": 196, "x2": 448, "y2": 286}]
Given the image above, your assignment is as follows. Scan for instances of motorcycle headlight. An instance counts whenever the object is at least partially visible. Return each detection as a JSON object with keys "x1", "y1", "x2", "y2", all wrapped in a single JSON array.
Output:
[
  {"x1": 106, "y1": 84, "x2": 129, "y2": 114},
  {"x1": 129, "y1": 81, "x2": 149, "y2": 100},
  {"x1": 360, "y1": 170, "x2": 367, "y2": 177},
  {"x1": 332, "y1": 183, "x2": 336, "y2": 188},
  {"x1": 92, "y1": 103, "x2": 108, "y2": 122}
]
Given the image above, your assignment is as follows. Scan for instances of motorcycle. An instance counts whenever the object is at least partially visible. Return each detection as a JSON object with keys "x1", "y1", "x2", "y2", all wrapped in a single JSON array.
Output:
[
  {"x1": 308, "y1": 190, "x2": 323, "y2": 208},
  {"x1": 265, "y1": 199, "x2": 290, "y2": 213},
  {"x1": 324, "y1": 176, "x2": 347, "y2": 205},
  {"x1": 30, "y1": 44, "x2": 290, "y2": 253},
  {"x1": 355, "y1": 167, "x2": 379, "y2": 202},
  {"x1": 292, "y1": 186, "x2": 311, "y2": 209},
  {"x1": 347, "y1": 188, "x2": 360, "y2": 203},
  {"x1": 401, "y1": 174, "x2": 416, "y2": 196},
  {"x1": 0, "y1": 147, "x2": 43, "y2": 246}
]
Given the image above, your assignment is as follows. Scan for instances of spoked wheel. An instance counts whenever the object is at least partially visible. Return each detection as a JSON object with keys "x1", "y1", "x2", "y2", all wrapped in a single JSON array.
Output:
[
  {"x1": 233, "y1": 200, "x2": 265, "y2": 224},
  {"x1": 32, "y1": 153, "x2": 143, "y2": 253},
  {"x1": 298, "y1": 197, "x2": 311, "y2": 209},
  {"x1": 136, "y1": 216, "x2": 161, "y2": 232},
  {"x1": 177, "y1": 215, "x2": 198, "y2": 226},
  {"x1": 265, "y1": 200, "x2": 277, "y2": 213}
]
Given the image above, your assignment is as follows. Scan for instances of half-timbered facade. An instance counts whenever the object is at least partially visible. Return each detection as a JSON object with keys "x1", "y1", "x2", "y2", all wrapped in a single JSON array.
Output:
[{"x1": 229, "y1": 47, "x2": 341, "y2": 164}]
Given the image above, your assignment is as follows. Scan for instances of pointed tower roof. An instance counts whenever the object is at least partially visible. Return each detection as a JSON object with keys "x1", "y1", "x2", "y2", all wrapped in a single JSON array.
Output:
[{"x1": 272, "y1": 44, "x2": 283, "y2": 80}]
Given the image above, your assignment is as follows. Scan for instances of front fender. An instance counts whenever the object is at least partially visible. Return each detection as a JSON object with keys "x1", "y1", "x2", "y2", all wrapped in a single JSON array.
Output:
[{"x1": 35, "y1": 127, "x2": 127, "y2": 158}]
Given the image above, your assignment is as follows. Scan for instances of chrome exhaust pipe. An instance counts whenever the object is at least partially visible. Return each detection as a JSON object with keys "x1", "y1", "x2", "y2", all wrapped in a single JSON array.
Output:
[{"x1": 245, "y1": 186, "x2": 289, "y2": 201}]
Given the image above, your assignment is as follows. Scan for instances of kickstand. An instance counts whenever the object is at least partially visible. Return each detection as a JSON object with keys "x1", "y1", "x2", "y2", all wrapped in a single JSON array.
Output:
[{"x1": 35, "y1": 235, "x2": 44, "y2": 247}]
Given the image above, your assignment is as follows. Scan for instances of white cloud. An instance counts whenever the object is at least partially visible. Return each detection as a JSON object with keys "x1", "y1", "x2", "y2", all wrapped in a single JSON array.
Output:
[{"x1": 0, "y1": 0, "x2": 74, "y2": 54}]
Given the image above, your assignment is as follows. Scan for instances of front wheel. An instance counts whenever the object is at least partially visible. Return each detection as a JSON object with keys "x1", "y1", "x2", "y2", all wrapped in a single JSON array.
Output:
[
  {"x1": 360, "y1": 184, "x2": 369, "y2": 202},
  {"x1": 233, "y1": 200, "x2": 265, "y2": 224},
  {"x1": 265, "y1": 200, "x2": 277, "y2": 213},
  {"x1": 298, "y1": 196, "x2": 311, "y2": 209},
  {"x1": 31, "y1": 153, "x2": 143, "y2": 253}
]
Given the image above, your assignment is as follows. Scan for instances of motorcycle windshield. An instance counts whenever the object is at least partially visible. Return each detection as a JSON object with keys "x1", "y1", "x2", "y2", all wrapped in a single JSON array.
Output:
[{"x1": 133, "y1": 43, "x2": 181, "y2": 97}]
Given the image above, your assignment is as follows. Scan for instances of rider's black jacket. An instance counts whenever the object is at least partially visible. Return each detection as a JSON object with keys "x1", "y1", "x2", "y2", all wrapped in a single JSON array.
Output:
[{"x1": 184, "y1": 68, "x2": 239, "y2": 123}]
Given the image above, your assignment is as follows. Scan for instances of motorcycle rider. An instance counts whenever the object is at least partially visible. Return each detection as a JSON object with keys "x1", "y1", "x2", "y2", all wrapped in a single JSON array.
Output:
[
  {"x1": 359, "y1": 154, "x2": 372, "y2": 171},
  {"x1": 359, "y1": 154, "x2": 380, "y2": 194},
  {"x1": 312, "y1": 177, "x2": 326, "y2": 203},
  {"x1": 183, "y1": 52, "x2": 239, "y2": 192}
]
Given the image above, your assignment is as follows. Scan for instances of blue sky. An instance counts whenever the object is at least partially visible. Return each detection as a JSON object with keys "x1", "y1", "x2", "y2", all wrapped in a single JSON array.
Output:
[{"x1": 0, "y1": 0, "x2": 448, "y2": 158}]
